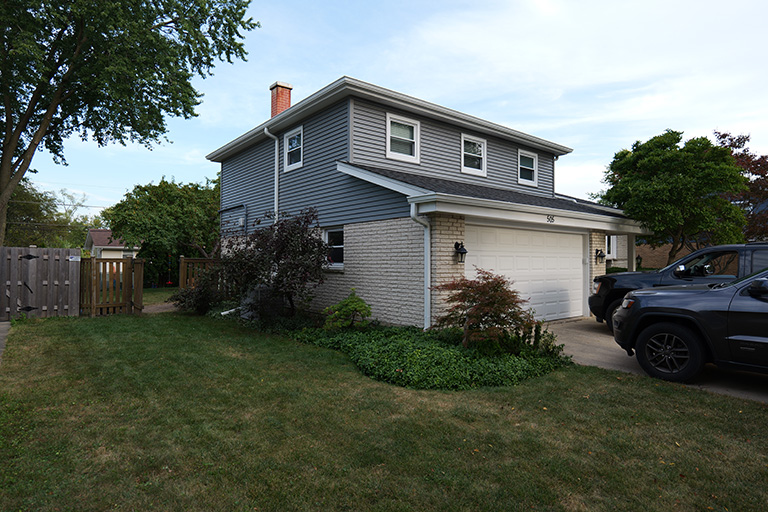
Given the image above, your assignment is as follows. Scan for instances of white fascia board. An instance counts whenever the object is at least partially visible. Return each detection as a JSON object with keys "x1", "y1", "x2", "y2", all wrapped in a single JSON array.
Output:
[
  {"x1": 208, "y1": 76, "x2": 573, "y2": 162},
  {"x1": 409, "y1": 193, "x2": 648, "y2": 235},
  {"x1": 336, "y1": 162, "x2": 432, "y2": 196}
]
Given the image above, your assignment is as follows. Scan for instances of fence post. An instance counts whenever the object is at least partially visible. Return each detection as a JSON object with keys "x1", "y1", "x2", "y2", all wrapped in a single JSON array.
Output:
[
  {"x1": 90, "y1": 256, "x2": 97, "y2": 318},
  {"x1": 133, "y1": 259, "x2": 144, "y2": 315},
  {"x1": 179, "y1": 256, "x2": 187, "y2": 289}
]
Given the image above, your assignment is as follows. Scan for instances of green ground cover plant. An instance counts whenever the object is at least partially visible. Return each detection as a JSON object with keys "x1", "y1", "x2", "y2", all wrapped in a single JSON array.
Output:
[
  {"x1": 1, "y1": 314, "x2": 767, "y2": 511},
  {"x1": 294, "y1": 326, "x2": 569, "y2": 390}
]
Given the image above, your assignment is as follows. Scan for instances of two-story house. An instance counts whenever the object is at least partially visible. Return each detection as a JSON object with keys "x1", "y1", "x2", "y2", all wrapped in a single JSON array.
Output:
[{"x1": 207, "y1": 77, "x2": 645, "y2": 328}]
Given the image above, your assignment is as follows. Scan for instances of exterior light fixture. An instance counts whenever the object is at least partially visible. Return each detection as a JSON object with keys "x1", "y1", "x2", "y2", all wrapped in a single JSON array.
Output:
[
  {"x1": 455, "y1": 241, "x2": 468, "y2": 263},
  {"x1": 595, "y1": 249, "x2": 606, "y2": 264}
]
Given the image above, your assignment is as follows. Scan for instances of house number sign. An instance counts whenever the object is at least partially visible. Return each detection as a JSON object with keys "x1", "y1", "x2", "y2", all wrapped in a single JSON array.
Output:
[{"x1": 546, "y1": 215, "x2": 555, "y2": 223}]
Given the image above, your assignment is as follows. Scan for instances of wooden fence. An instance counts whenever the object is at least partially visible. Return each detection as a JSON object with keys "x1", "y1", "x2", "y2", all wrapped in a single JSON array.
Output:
[
  {"x1": 0, "y1": 247, "x2": 81, "y2": 321},
  {"x1": 179, "y1": 257, "x2": 217, "y2": 289},
  {"x1": 79, "y1": 257, "x2": 144, "y2": 317}
]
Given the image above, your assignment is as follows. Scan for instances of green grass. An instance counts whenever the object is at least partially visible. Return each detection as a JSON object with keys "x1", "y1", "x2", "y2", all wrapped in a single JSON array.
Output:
[
  {"x1": 142, "y1": 286, "x2": 178, "y2": 305},
  {"x1": 1, "y1": 314, "x2": 767, "y2": 511}
]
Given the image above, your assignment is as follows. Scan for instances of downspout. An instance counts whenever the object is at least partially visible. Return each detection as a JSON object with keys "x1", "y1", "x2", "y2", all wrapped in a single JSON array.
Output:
[
  {"x1": 264, "y1": 127, "x2": 279, "y2": 214},
  {"x1": 410, "y1": 203, "x2": 431, "y2": 329}
]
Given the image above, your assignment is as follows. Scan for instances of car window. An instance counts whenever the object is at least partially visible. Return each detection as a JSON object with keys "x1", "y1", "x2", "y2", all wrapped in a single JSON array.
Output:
[
  {"x1": 753, "y1": 250, "x2": 768, "y2": 272},
  {"x1": 678, "y1": 251, "x2": 739, "y2": 278}
]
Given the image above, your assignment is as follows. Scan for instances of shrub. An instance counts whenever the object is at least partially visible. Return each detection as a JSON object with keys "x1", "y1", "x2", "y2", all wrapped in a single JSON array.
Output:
[
  {"x1": 169, "y1": 266, "x2": 225, "y2": 315},
  {"x1": 323, "y1": 289, "x2": 372, "y2": 330},
  {"x1": 432, "y1": 268, "x2": 536, "y2": 351}
]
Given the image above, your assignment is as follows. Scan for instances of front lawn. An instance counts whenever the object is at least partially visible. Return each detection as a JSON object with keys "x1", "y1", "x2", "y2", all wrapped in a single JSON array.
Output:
[{"x1": 1, "y1": 314, "x2": 766, "y2": 511}]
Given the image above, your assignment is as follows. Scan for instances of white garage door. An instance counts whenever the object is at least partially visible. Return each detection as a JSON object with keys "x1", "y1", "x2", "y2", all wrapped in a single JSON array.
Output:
[{"x1": 464, "y1": 225, "x2": 585, "y2": 321}]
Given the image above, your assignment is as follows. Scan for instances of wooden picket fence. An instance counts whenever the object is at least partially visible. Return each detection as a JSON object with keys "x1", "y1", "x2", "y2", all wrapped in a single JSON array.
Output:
[
  {"x1": 179, "y1": 257, "x2": 217, "y2": 289},
  {"x1": 79, "y1": 257, "x2": 144, "y2": 317}
]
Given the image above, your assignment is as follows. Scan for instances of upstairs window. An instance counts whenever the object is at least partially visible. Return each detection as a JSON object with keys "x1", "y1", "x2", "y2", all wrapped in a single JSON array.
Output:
[
  {"x1": 326, "y1": 228, "x2": 344, "y2": 269},
  {"x1": 284, "y1": 126, "x2": 303, "y2": 171},
  {"x1": 386, "y1": 113, "x2": 420, "y2": 164},
  {"x1": 461, "y1": 134, "x2": 486, "y2": 176},
  {"x1": 518, "y1": 149, "x2": 538, "y2": 187}
]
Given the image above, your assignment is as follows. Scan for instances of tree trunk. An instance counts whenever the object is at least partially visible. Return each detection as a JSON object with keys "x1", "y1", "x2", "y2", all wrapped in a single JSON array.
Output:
[{"x1": 0, "y1": 203, "x2": 7, "y2": 247}]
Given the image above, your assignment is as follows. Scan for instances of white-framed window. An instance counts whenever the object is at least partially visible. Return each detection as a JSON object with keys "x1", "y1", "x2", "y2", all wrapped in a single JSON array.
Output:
[
  {"x1": 325, "y1": 228, "x2": 344, "y2": 269},
  {"x1": 461, "y1": 134, "x2": 486, "y2": 176},
  {"x1": 284, "y1": 126, "x2": 303, "y2": 171},
  {"x1": 606, "y1": 235, "x2": 618, "y2": 260},
  {"x1": 518, "y1": 149, "x2": 538, "y2": 187},
  {"x1": 386, "y1": 113, "x2": 420, "y2": 164}
]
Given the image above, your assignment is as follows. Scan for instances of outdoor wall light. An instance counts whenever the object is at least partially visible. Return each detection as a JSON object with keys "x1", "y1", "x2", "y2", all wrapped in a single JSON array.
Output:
[
  {"x1": 595, "y1": 248, "x2": 606, "y2": 264},
  {"x1": 454, "y1": 241, "x2": 468, "y2": 263}
]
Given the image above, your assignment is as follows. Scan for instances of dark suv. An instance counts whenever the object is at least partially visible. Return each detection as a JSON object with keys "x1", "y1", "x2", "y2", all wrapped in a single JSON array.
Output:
[
  {"x1": 612, "y1": 268, "x2": 768, "y2": 382},
  {"x1": 589, "y1": 243, "x2": 768, "y2": 332}
]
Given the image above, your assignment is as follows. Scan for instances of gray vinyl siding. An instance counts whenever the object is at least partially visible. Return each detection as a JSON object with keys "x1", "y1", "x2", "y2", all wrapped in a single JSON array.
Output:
[
  {"x1": 219, "y1": 99, "x2": 411, "y2": 233},
  {"x1": 350, "y1": 99, "x2": 556, "y2": 197},
  {"x1": 220, "y1": 137, "x2": 275, "y2": 235}
]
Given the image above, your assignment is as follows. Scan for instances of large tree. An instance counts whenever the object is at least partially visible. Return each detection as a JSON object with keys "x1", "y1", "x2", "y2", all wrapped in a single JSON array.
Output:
[
  {"x1": 5, "y1": 178, "x2": 97, "y2": 247},
  {"x1": 101, "y1": 178, "x2": 220, "y2": 285},
  {"x1": 598, "y1": 130, "x2": 747, "y2": 265},
  {"x1": 714, "y1": 131, "x2": 768, "y2": 241},
  {"x1": 0, "y1": 0, "x2": 258, "y2": 246}
]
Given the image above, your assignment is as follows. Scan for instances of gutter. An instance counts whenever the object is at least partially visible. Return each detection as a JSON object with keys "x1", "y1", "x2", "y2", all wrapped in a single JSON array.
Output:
[
  {"x1": 410, "y1": 203, "x2": 431, "y2": 329},
  {"x1": 264, "y1": 128, "x2": 279, "y2": 214}
]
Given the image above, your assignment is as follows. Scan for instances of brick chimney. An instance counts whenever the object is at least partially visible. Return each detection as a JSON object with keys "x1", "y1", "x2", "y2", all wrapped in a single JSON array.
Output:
[{"x1": 270, "y1": 81, "x2": 293, "y2": 117}]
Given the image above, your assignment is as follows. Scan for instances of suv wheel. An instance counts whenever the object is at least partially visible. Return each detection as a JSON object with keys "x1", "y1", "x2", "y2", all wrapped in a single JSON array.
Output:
[
  {"x1": 605, "y1": 299, "x2": 622, "y2": 333},
  {"x1": 635, "y1": 323, "x2": 704, "y2": 382}
]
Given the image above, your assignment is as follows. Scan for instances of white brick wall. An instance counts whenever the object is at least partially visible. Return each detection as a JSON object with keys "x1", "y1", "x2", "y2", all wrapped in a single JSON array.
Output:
[
  {"x1": 429, "y1": 213, "x2": 466, "y2": 324},
  {"x1": 312, "y1": 217, "x2": 425, "y2": 326}
]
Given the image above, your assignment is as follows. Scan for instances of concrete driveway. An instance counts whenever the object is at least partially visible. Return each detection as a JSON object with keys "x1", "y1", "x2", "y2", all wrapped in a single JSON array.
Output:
[{"x1": 546, "y1": 317, "x2": 768, "y2": 404}]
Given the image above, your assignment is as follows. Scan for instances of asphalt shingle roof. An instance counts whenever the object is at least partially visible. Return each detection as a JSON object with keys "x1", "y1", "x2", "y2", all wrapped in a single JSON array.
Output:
[{"x1": 345, "y1": 163, "x2": 626, "y2": 219}]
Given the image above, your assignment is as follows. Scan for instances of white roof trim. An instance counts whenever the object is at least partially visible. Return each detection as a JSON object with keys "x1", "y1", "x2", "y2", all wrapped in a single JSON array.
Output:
[
  {"x1": 409, "y1": 193, "x2": 647, "y2": 234},
  {"x1": 207, "y1": 77, "x2": 573, "y2": 162}
]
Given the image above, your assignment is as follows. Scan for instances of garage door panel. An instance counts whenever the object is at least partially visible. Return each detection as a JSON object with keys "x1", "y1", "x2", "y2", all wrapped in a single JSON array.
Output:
[{"x1": 465, "y1": 225, "x2": 584, "y2": 321}]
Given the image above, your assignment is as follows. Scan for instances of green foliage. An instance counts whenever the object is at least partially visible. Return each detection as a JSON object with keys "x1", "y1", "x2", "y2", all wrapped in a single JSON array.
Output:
[
  {"x1": 102, "y1": 178, "x2": 220, "y2": 285},
  {"x1": 169, "y1": 269, "x2": 225, "y2": 315},
  {"x1": 432, "y1": 267, "x2": 537, "y2": 351},
  {"x1": 220, "y1": 209, "x2": 329, "y2": 315},
  {"x1": 293, "y1": 326, "x2": 570, "y2": 390},
  {"x1": 0, "y1": 0, "x2": 258, "y2": 246},
  {"x1": 5, "y1": 179, "x2": 98, "y2": 248},
  {"x1": 173, "y1": 209, "x2": 329, "y2": 317},
  {"x1": 323, "y1": 289, "x2": 372, "y2": 330},
  {"x1": 597, "y1": 130, "x2": 747, "y2": 264}
]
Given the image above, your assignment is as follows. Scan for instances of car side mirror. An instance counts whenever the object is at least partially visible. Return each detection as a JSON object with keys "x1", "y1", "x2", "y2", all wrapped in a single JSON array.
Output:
[
  {"x1": 747, "y1": 278, "x2": 768, "y2": 297},
  {"x1": 673, "y1": 264, "x2": 686, "y2": 277}
]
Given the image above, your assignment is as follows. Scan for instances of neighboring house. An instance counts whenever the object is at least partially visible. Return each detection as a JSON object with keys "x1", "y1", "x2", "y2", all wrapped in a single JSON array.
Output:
[
  {"x1": 84, "y1": 229, "x2": 140, "y2": 259},
  {"x1": 207, "y1": 77, "x2": 645, "y2": 327}
]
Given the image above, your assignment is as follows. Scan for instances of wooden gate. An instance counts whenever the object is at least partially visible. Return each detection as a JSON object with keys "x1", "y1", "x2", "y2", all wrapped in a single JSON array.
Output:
[
  {"x1": 79, "y1": 257, "x2": 144, "y2": 317},
  {"x1": 0, "y1": 247, "x2": 81, "y2": 321}
]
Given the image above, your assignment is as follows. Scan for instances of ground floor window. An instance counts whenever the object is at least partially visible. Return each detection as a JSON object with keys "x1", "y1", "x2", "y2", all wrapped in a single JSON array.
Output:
[{"x1": 325, "y1": 228, "x2": 344, "y2": 269}]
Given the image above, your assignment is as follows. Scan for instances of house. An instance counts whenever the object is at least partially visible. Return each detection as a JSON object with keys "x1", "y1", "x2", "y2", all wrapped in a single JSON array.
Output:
[
  {"x1": 84, "y1": 229, "x2": 139, "y2": 259},
  {"x1": 207, "y1": 77, "x2": 645, "y2": 327}
]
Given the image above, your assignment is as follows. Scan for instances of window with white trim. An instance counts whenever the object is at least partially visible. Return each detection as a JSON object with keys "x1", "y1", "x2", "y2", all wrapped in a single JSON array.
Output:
[
  {"x1": 518, "y1": 149, "x2": 538, "y2": 186},
  {"x1": 461, "y1": 134, "x2": 486, "y2": 176},
  {"x1": 284, "y1": 126, "x2": 303, "y2": 171},
  {"x1": 325, "y1": 228, "x2": 344, "y2": 269},
  {"x1": 386, "y1": 113, "x2": 420, "y2": 163},
  {"x1": 606, "y1": 235, "x2": 618, "y2": 260}
]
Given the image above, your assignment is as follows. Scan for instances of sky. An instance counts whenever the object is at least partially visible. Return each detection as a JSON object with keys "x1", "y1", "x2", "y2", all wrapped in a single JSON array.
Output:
[{"x1": 29, "y1": 0, "x2": 768, "y2": 217}]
